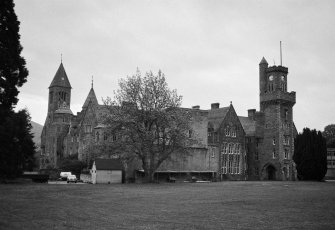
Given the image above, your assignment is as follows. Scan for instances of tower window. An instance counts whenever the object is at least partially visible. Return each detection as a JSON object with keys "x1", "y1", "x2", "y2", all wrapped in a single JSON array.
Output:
[
  {"x1": 273, "y1": 138, "x2": 276, "y2": 145},
  {"x1": 272, "y1": 149, "x2": 276, "y2": 159},
  {"x1": 284, "y1": 149, "x2": 289, "y2": 159}
]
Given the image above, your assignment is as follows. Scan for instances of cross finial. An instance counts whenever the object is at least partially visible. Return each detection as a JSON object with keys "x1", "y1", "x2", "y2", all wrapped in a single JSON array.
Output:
[
  {"x1": 61, "y1": 53, "x2": 62, "y2": 63},
  {"x1": 91, "y1": 75, "x2": 93, "y2": 89}
]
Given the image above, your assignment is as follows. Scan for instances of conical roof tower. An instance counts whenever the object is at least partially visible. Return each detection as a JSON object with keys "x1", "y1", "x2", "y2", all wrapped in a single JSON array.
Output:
[{"x1": 49, "y1": 63, "x2": 72, "y2": 89}]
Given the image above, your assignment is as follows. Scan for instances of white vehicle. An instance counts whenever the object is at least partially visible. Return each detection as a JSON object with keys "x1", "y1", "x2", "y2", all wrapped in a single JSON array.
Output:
[
  {"x1": 60, "y1": 172, "x2": 72, "y2": 181},
  {"x1": 67, "y1": 175, "x2": 77, "y2": 183}
]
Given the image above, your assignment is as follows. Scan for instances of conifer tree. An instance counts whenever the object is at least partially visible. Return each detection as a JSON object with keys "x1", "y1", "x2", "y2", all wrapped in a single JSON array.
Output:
[
  {"x1": 0, "y1": 0, "x2": 35, "y2": 180},
  {"x1": 293, "y1": 128, "x2": 327, "y2": 181}
]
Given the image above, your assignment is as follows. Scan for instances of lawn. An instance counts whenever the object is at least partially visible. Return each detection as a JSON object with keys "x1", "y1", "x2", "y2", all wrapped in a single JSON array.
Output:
[{"x1": 0, "y1": 181, "x2": 335, "y2": 230}]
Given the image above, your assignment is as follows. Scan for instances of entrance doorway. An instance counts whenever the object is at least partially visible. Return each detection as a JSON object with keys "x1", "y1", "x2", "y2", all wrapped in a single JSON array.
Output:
[{"x1": 266, "y1": 165, "x2": 276, "y2": 180}]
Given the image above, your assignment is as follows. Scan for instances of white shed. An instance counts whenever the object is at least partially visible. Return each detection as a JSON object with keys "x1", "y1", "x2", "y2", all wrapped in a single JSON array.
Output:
[{"x1": 91, "y1": 159, "x2": 123, "y2": 184}]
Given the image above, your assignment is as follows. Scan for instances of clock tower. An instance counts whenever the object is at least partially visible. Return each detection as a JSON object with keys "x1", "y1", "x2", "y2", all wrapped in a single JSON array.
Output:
[{"x1": 258, "y1": 57, "x2": 296, "y2": 180}]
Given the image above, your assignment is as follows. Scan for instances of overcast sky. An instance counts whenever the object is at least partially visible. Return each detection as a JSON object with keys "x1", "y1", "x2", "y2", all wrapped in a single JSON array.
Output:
[{"x1": 14, "y1": 0, "x2": 335, "y2": 132}]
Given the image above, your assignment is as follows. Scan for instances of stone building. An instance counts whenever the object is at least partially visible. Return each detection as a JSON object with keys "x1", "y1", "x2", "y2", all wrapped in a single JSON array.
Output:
[{"x1": 40, "y1": 57, "x2": 297, "y2": 181}]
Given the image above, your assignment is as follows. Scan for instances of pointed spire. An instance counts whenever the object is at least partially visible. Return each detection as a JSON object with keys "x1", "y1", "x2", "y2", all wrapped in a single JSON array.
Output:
[
  {"x1": 259, "y1": 57, "x2": 268, "y2": 65},
  {"x1": 61, "y1": 53, "x2": 62, "y2": 63},
  {"x1": 49, "y1": 62, "x2": 72, "y2": 88},
  {"x1": 91, "y1": 75, "x2": 94, "y2": 89},
  {"x1": 82, "y1": 79, "x2": 98, "y2": 109}
]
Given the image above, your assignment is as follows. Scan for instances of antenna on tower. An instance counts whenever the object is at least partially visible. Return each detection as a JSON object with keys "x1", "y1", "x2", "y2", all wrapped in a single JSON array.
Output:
[
  {"x1": 91, "y1": 75, "x2": 94, "y2": 89},
  {"x1": 280, "y1": 41, "x2": 282, "y2": 66}
]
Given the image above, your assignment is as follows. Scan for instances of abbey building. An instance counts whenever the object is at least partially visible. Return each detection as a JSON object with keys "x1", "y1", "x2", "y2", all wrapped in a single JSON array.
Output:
[{"x1": 40, "y1": 57, "x2": 297, "y2": 181}]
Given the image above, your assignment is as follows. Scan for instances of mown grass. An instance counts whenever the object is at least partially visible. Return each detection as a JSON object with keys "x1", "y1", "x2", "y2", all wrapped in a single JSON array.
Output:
[{"x1": 0, "y1": 181, "x2": 334, "y2": 229}]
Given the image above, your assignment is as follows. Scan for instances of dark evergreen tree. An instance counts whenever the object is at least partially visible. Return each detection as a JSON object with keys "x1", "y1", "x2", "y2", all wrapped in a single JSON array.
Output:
[
  {"x1": 0, "y1": 0, "x2": 28, "y2": 111},
  {"x1": 0, "y1": 0, "x2": 35, "y2": 181},
  {"x1": 293, "y1": 128, "x2": 327, "y2": 181}
]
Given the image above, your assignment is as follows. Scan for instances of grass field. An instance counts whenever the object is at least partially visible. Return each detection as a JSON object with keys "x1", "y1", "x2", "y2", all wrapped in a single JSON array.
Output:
[{"x1": 0, "y1": 181, "x2": 335, "y2": 230}]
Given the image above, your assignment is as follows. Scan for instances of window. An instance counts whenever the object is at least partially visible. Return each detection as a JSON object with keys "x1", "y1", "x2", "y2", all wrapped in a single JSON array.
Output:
[
  {"x1": 49, "y1": 91, "x2": 53, "y2": 104},
  {"x1": 214, "y1": 132, "x2": 219, "y2": 142},
  {"x1": 112, "y1": 135, "x2": 117, "y2": 142},
  {"x1": 211, "y1": 149, "x2": 215, "y2": 158},
  {"x1": 284, "y1": 109, "x2": 289, "y2": 121},
  {"x1": 103, "y1": 133, "x2": 108, "y2": 141},
  {"x1": 85, "y1": 125, "x2": 92, "y2": 133},
  {"x1": 255, "y1": 167, "x2": 259, "y2": 176},
  {"x1": 255, "y1": 152, "x2": 259, "y2": 160},
  {"x1": 284, "y1": 149, "x2": 289, "y2": 159},
  {"x1": 273, "y1": 149, "x2": 276, "y2": 159},
  {"x1": 96, "y1": 132, "x2": 100, "y2": 142},
  {"x1": 231, "y1": 128, "x2": 236, "y2": 137},
  {"x1": 188, "y1": 130, "x2": 192, "y2": 138},
  {"x1": 273, "y1": 138, "x2": 276, "y2": 145},
  {"x1": 283, "y1": 136, "x2": 290, "y2": 145},
  {"x1": 208, "y1": 124, "x2": 214, "y2": 143},
  {"x1": 225, "y1": 127, "x2": 230, "y2": 136}
]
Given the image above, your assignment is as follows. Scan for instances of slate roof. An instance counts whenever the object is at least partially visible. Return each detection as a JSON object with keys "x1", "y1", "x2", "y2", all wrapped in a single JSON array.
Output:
[
  {"x1": 49, "y1": 63, "x2": 72, "y2": 88},
  {"x1": 82, "y1": 87, "x2": 99, "y2": 108},
  {"x1": 238, "y1": 116, "x2": 256, "y2": 136},
  {"x1": 208, "y1": 107, "x2": 230, "y2": 131},
  {"x1": 94, "y1": 159, "x2": 123, "y2": 170}
]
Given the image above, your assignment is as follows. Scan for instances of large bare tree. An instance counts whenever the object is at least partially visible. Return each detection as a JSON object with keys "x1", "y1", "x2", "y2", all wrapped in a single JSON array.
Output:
[{"x1": 102, "y1": 70, "x2": 193, "y2": 182}]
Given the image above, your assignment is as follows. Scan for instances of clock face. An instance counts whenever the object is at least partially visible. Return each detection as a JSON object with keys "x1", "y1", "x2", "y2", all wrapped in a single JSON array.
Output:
[
  {"x1": 269, "y1": 75, "x2": 274, "y2": 81},
  {"x1": 281, "y1": 76, "x2": 285, "y2": 81}
]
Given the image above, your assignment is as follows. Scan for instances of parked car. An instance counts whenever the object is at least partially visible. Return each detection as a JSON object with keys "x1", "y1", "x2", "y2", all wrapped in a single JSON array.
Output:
[
  {"x1": 60, "y1": 172, "x2": 72, "y2": 181},
  {"x1": 67, "y1": 175, "x2": 77, "y2": 183}
]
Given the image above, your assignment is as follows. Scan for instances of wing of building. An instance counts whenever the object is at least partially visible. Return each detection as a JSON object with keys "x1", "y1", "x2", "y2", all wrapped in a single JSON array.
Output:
[{"x1": 40, "y1": 57, "x2": 297, "y2": 181}]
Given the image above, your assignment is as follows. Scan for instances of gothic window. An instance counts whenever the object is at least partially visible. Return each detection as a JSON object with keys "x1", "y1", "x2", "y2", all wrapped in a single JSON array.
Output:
[
  {"x1": 273, "y1": 149, "x2": 276, "y2": 159},
  {"x1": 284, "y1": 109, "x2": 289, "y2": 121},
  {"x1": 103, "y1": 133, "x2": 108, "y2": 141},
  {"x1": 283, "y1": 136, "x2": 290, "y2": 145},
  {"x1": 112, "y1": 135, "x2": 117, "y2": 142},
  {"x1": 284, "y1": 149, "x2": 289, "y2": 159},
  {"x1": 273, "y1": 138, "x2": 276, "y2": 145}
]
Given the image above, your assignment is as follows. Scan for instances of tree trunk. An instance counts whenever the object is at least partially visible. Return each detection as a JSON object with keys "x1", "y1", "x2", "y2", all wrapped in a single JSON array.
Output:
[{"x1": 144, "y1": 168, "x2": 155, "y2": 183}]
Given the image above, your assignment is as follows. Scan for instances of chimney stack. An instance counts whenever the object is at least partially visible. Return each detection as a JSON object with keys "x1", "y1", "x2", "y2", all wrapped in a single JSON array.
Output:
[{"x1": 211, "y1": 103, "x2": 220, "y2": 109}]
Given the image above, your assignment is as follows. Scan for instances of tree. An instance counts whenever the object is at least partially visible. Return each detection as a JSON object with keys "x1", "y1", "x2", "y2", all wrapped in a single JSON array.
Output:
[
  {"x1": 293, "y1": 128, "x2": 327, "y2": 181},
  {"x1": 102, "y1": 70, "x2": 194, "y2": 182},
  {"x1": 59, "y1": 154, "x2": 86, "y2": 177},
  {"x1": 0, "y1": 0, "x2": 35, "y2": 181},
  {"x1": 322, "y1": 124, "x2": 335, "y2": 148},
  {"x1": 0, "y1": 0, "x2": 29, "y2": 111},
  {"x1": 0, "y1": 109, "x2": 36, "y2": 180}
]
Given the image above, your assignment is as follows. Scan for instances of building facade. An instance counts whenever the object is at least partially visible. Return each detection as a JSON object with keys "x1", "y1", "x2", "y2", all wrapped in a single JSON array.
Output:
[{"x1": 40, "y1": 57, "x2": 297, "y2": 181}]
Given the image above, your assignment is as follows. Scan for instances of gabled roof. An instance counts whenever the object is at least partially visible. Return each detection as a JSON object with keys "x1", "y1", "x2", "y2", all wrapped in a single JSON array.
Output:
[
  {"x1": 238, "y1": 116, "x2": 256, "y2": 136},
  {"x1": 208, "y1": 106, "x2": 230, "y2": 131},
  {"x1": 94, "y1": 159, "x2": 123, "y2": 170},
  {"x1": 49, "y1": 63, "x2": 72, "y2": 88},
  {"x1": 82, "y1": 87, "x2": 98, "y2": 109}
]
